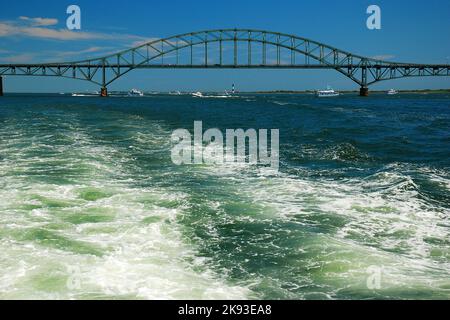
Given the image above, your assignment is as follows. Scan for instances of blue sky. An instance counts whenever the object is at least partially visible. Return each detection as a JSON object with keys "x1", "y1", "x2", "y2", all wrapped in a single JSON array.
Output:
[{"x1": 1, "y1": 0, "x2": 449, "y2": 92}]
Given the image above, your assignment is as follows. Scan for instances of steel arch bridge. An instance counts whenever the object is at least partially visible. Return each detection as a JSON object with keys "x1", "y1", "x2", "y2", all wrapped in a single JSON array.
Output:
[{"x1": 1, "y1": 28, "x2": 449, "y2": 96}]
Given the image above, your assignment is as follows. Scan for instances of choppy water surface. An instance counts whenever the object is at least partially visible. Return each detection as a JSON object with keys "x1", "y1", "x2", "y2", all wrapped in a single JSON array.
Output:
[{"x1": 0, "y1": 93, "x2": 449, "y2": 299}]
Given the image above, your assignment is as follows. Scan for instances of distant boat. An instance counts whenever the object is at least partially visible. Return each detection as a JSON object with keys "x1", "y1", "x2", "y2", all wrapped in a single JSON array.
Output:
[
  {"x1": 71, "y1": 90, "x2": 99, "y2": 97},
  {"x1": 316, "y1": 86, "x2": 340, "y2": 97},
  {"x1": 191, "y1": 91, "x2": 203, "y2": 98},
  {"x1": 169, "y1": 91, "x2": 182, "y2": 95},
  {"x1": 128, "y1": 89, "x2": 144, "y2": 97},
  {"x1": 387, "y1": 89, "x2": 399, "y2": 95}
]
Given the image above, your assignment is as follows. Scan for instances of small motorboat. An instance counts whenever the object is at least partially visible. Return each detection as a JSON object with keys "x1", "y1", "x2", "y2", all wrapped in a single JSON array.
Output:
[
  {"x1": 71, "y1": 90, "x2": 99, "y2": 97},
  {"x1": 128, "y1": 89, "x2": 144, "y2": 97},
  {"x1": 191, "y1": 91, "x2": 204, "y2": 98},
  {"x1": 387, "y1": 89, "x2": 399, "y2": 95}
]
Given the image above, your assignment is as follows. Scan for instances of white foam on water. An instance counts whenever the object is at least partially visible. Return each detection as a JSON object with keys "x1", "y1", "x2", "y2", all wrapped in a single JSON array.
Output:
[
  {"x1": 271, "y1": 100, "x2": 296, "y2": 106},
  {"x1": 0, "y1": 119, "x2": 251, "y2": 300},
  {"x1": 1, "y1": 107, "x2": 449, "y2": 299},
  {"x1": 195, "y1": 155, "x2": 450, "y2": 297}
]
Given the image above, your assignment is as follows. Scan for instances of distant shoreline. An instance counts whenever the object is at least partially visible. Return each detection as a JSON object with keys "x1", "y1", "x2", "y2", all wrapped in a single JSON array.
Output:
[
  {"x1": 3, "y1": 89, "x2": 450, "y2": 95},
  {"x1": 246, "y1": 89, "x2": 450, "y2": 94}
]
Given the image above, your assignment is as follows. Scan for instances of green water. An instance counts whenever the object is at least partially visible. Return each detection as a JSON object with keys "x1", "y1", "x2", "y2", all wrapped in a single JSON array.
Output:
[{"x1": 0, "y1": 93, "x2": 449, "y2": 299}]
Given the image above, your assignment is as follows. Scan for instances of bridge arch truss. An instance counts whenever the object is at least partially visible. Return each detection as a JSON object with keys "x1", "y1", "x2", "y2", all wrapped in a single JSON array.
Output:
[{"x1": 1, "y1": 29, "x2": 449, "y2": 96}]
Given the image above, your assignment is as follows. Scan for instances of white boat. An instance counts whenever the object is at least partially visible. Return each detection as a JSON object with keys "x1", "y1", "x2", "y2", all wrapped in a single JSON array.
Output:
[
  {"x1": 71, "y1": 93, "x2": 94, "y2": 97},
  {"x1": 387, "y1": 89, "x2": 399, "y2": 95},
  {"x1": 191, "y1": 91, "x2": 203, "y2": 98},
  {"x1": 71, "y1": 90, "x2": 99, "y2": 97},
  {"x1": 316, "y1": 86, "x2": 340, "y2": 97},
  {"x1": 128, "y1": 88, "x2": 144, "y2": 97}
]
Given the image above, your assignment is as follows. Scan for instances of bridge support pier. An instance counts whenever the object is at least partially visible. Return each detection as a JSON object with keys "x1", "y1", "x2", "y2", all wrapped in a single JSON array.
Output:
[
  {"x1": 0, "y1": 76, "x2": 3, "y2": 96},
  {"x1": 100, "y1": 87, "x2": 108, "y2": 97},
  {"x1": 359, "y1": 87, "x2": 369, "y2": 97}
]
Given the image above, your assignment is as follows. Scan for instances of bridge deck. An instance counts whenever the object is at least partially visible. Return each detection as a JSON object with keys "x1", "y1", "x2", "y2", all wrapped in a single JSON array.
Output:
[{"x1": 1, "y1": 64, "x2": 450, "y2": 68}]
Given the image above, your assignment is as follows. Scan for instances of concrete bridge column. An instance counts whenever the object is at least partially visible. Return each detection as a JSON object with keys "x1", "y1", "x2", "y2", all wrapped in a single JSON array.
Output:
[
  {"x1": 359, "y1": 87, "x2": 369, "y2": 97},
  {"x1": 100, "y1": 87, "x2": 108, "y2": 97},
  {"x1": 0, "y1": 76, "x2": 3, "y2": 96}
]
